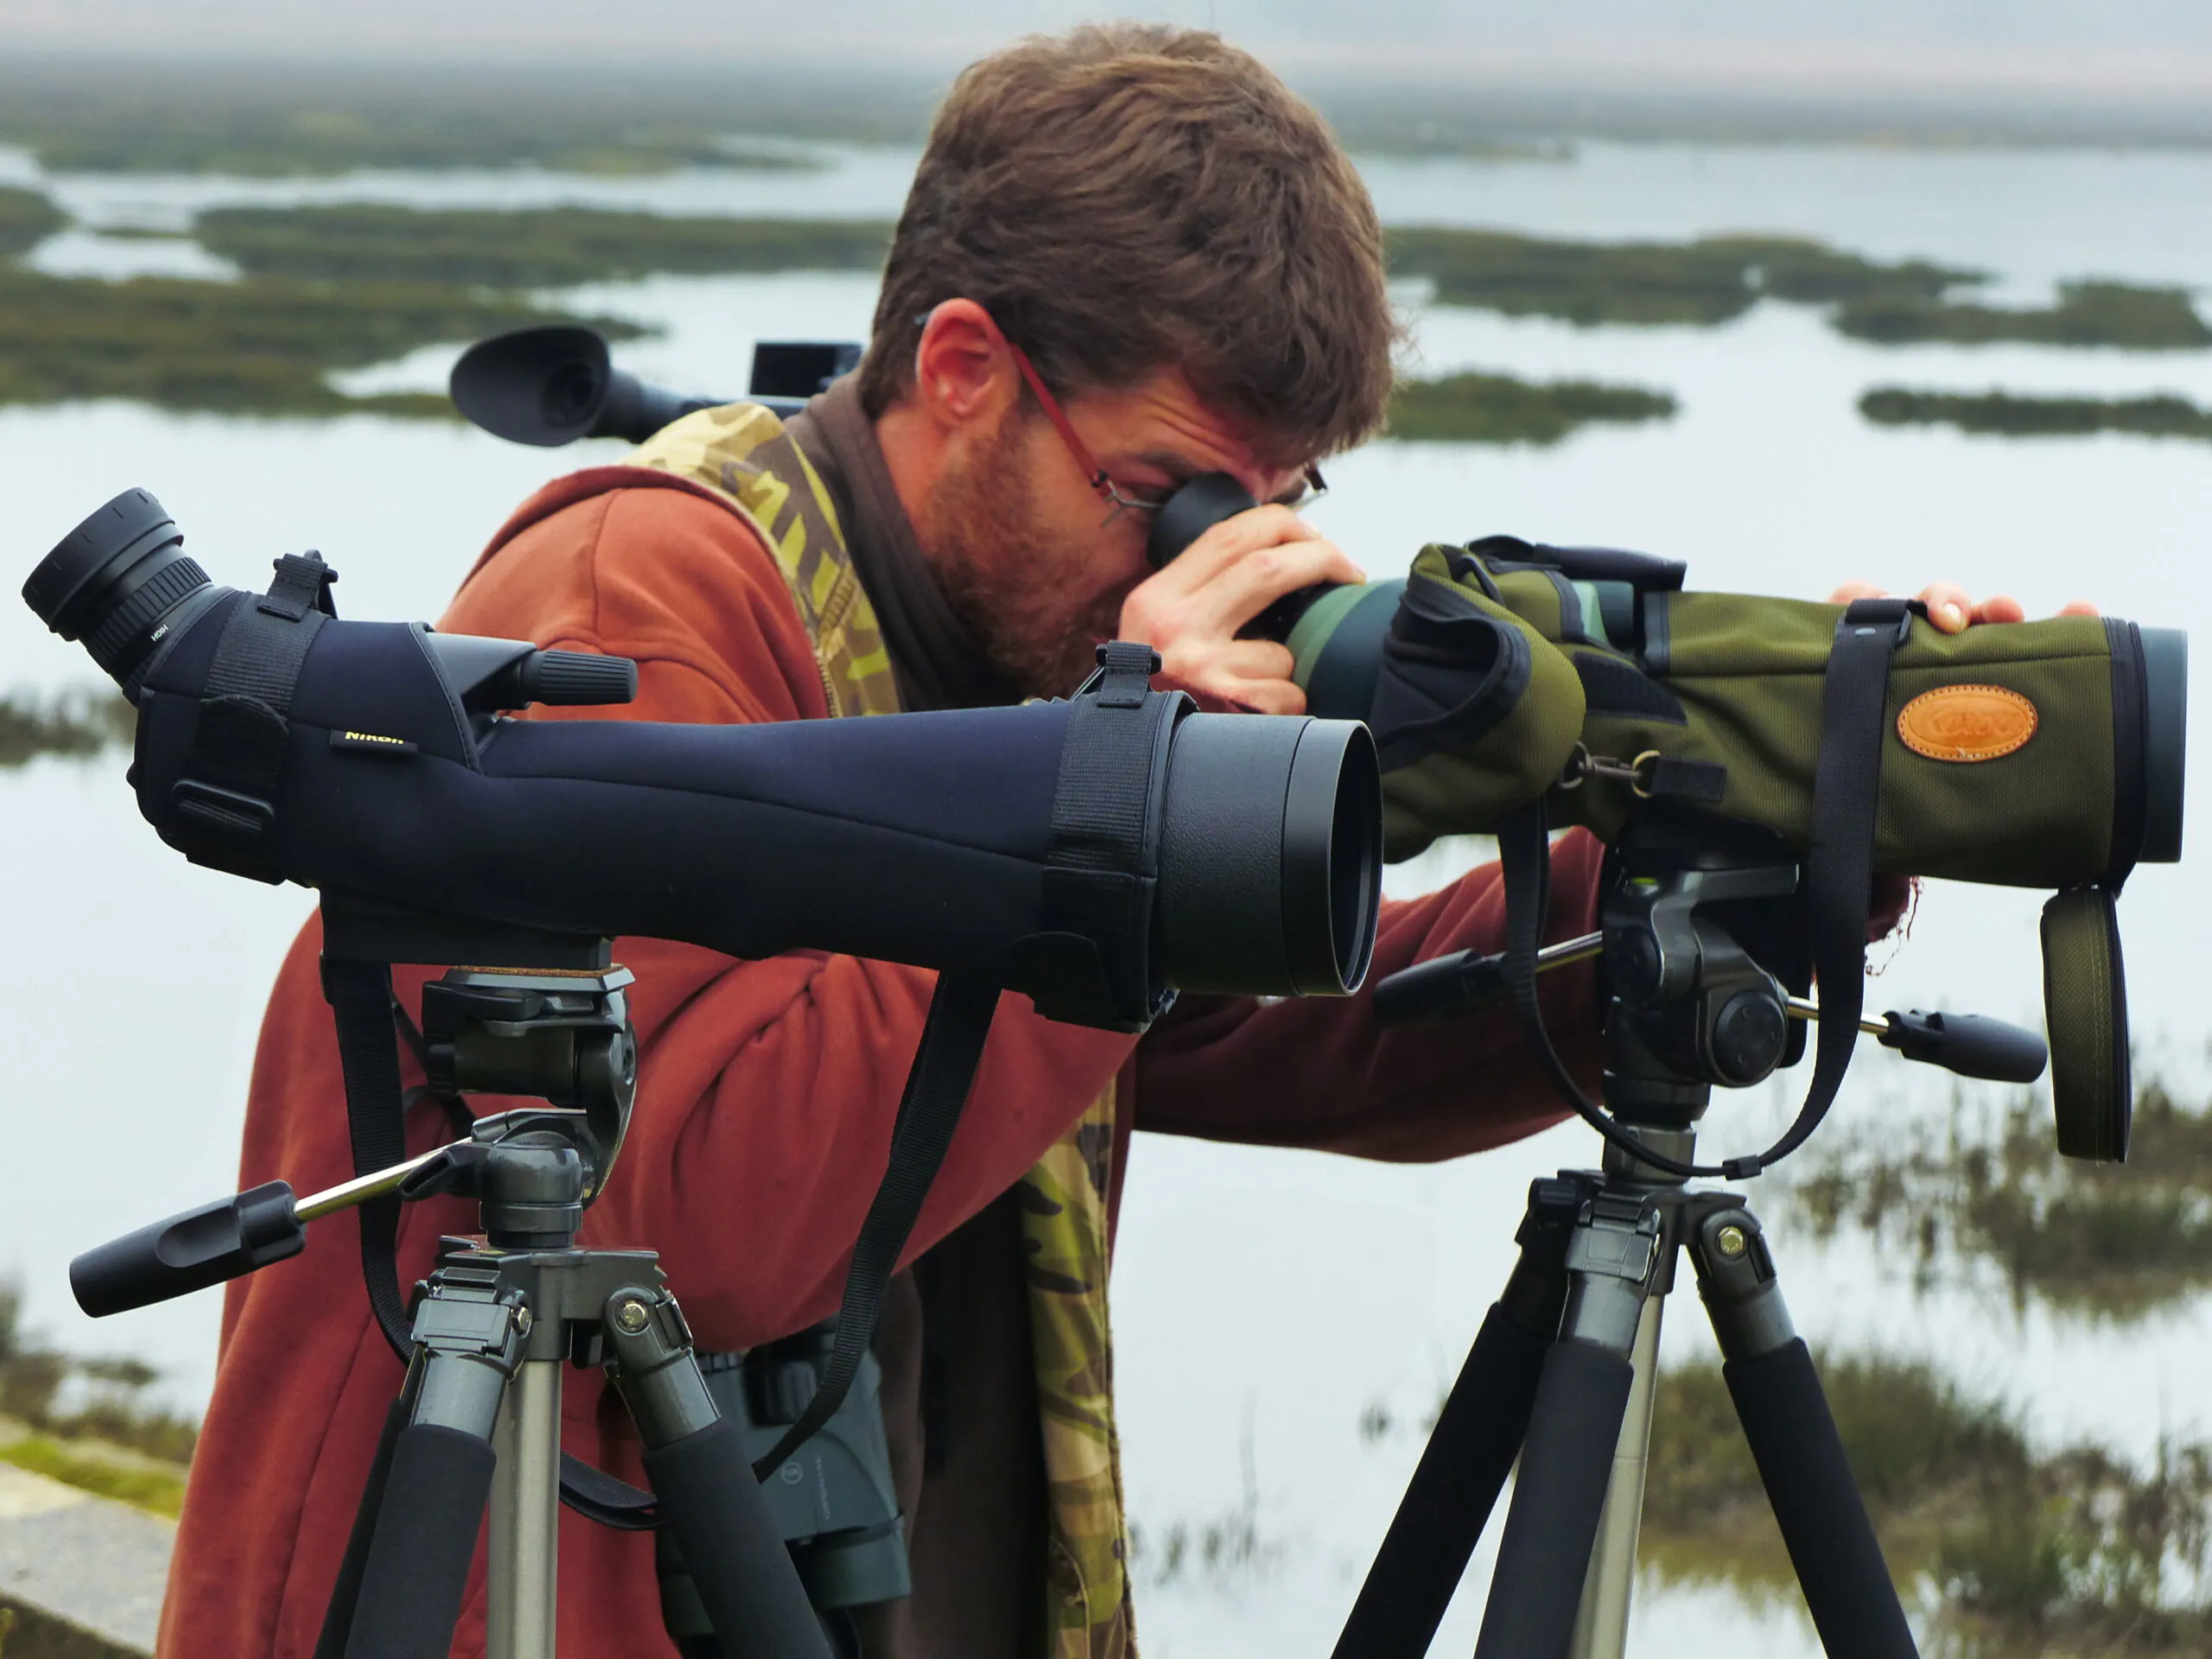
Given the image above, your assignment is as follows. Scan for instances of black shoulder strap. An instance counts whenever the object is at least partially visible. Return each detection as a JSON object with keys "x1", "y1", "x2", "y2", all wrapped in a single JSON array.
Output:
[
  {"x1": 1496, "y1": 597, "x2": 1914, "y2": 1182},
  {"x1": 749, "y1": 970, "x2": 1001, "y2": 1481}
]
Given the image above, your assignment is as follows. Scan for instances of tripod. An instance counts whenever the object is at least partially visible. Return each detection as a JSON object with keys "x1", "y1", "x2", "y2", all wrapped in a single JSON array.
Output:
[
  {"x1": 1335, "y1": 829, "x2": 2049, "y2": 1659},
  {"x1": 73, "y1": 954, "x2": 836, "y2": 1659}
]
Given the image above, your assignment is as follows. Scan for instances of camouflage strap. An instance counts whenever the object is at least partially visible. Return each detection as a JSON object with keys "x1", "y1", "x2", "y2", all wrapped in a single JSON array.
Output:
[
  {"x1": 627, "y1": 402, "x2": 1135, "y2": 1658},
  {"x1": 626, "y1": 403, "x2": 899, "y2": 717},
  {"x1": 1020, "y1": 1085, "x2": 1135, "y2": 1658}
]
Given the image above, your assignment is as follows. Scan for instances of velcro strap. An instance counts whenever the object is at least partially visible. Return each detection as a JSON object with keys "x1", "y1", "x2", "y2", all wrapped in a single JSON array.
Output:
[
  {"x1": 170, "y1": 550, "x2": 336, "y2": 881},
  {"x1": 1024, "y1": 642, "x2": 1179, "y2": 1028}
]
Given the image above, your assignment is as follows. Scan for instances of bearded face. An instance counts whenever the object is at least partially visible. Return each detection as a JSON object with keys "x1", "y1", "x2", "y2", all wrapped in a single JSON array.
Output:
[{"x1": 918, "y1": 405, "x2": 1152, "y2": 701}]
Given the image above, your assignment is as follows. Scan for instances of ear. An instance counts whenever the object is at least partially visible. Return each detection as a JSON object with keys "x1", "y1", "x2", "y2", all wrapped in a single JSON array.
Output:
[{"x1": 911, "y1": 299, "x2": 1021, "y2": 434}]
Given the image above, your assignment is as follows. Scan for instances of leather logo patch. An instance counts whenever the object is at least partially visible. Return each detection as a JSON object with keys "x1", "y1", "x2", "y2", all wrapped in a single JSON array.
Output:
[{"x1": 1897, "y1": 684, "x2": 2038, "y2": 761}]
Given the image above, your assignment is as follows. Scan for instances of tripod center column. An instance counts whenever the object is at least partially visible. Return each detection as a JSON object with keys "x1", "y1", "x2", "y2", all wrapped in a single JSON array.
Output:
[{"x1": 490, "y1": 1349, "x2": 564, "y2": 1659}]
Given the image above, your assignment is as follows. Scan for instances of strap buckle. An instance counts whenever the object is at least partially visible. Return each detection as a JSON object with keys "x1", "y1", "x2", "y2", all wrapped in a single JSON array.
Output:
[{"x1": 170, "y1": 776, "x2": 276, "y2": 849}]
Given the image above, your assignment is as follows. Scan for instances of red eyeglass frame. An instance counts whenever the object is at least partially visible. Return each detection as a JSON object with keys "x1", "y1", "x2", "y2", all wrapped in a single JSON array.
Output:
[{"x1": 959, "y1": 309, "x2": 1326, "y2": 518}]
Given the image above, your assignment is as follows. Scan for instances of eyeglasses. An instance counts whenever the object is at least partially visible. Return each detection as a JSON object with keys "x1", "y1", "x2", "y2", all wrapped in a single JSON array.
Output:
[{"x1": 952, "y1": 310, "x2": 1327, "y2": 521}]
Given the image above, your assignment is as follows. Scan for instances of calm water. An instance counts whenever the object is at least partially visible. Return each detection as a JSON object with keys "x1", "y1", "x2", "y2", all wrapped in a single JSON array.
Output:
[{"x1": 3, "y1": 137, "x2": 2211, "y2": 1655}]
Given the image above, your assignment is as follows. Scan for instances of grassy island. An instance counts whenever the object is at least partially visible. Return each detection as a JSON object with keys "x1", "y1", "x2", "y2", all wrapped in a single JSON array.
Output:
[
  {"x1": 0, "y1": 187, "x2": 65, "y2": 257},
  {"x1": 1861, "y1": 387, "x2": 2212, "y2": 442},
  {"x1": 1388, "y1": 370, "x2": 1676, "y2": 443},
  {"x1": 0, "y1": 73, "x2": 835, "y2": 177},
  {"x1": 0, "y1": 262, "x2": 642, "y2": 418},
  {"x1": 1838, "y1": 280, "x2": 2212, "y2": 349},
  {"x1": 197, "y1": 205, "x2": 895, "y2": 288},
  {"x1": 1386, "y1": 228, "x2": 1977, "y2": 328}
]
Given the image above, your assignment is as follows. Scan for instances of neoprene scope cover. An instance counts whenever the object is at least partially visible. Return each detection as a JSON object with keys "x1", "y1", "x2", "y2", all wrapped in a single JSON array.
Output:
[{"x1": 25, "y1": 492, "x2": 1383, "y2": 1034}]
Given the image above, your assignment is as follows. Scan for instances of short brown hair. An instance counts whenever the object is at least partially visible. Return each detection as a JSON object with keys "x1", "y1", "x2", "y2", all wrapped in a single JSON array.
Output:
[{"x1": 859, "y1": 24, "x2": 1398, "y2": 461}]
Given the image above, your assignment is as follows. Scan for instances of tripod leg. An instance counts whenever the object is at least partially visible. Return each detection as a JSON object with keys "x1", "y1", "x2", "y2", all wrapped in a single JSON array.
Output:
[
  {"x1": 313, "y1": 1391, "x2": 410, "y2": 1659},
  {"x1": 1472, "y1": 1192, "x2": 1663, "y2": 1659},
  {"x1": 1688, "y1": 1207, "x2": 1921, "y2": 1659},
  {"x1": 339, "y1": 1281, "x2": 524, "y2": 1659},
  {"x1": 603, "y1": 1285, "x2": 833, "y2": 1659},
  {"x1": 1331, "y1": 1176, "x2": 1587, "y2": 1659}
]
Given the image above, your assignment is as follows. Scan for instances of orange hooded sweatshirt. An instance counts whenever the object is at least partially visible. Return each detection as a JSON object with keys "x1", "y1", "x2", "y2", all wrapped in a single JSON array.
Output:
[{"x1": 158, "y1": 448, "x2": 1603, "y2": 1657}]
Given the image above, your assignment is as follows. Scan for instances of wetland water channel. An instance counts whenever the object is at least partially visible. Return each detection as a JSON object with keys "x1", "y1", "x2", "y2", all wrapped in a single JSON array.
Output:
[{"x1": 3, "y1": 137, "x2": 2211, "y2": 1656}]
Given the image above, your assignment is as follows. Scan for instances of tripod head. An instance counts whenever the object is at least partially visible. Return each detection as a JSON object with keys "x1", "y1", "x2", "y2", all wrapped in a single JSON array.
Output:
[
  {"x1": 1374, "y1": 811, "x2": 2048, "y2": 1176},
  {"x1": 72, "y1": 938, "x2": 636, "y2": 1316}
]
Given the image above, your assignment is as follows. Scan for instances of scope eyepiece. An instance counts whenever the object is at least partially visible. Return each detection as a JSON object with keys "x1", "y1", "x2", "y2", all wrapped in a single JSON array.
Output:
[
  {"x1": 23, "y1": 488, "x2": 215, "y2": 696},
  {"x1": 1146, "y1": 472, "x2": 1344, "y2": 644}
]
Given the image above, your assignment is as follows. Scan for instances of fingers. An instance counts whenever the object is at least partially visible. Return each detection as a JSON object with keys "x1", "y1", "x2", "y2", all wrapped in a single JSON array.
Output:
[
  {"x1": 1156, "y1": 638, "x2": 1304, "y2": 714},
  {"x1": 1916, "y1": 581, "x2": 1974, "y2": 632},
  {"x1": 1970, "y1": 594, "x2": 2026, "y2": 626},
  {"x1": 1833, "y1": 579, "x2": 2064, "y2": 631},
  {"x1": 1119, "y1": 503, "x2": 1357, "y2": 715}
]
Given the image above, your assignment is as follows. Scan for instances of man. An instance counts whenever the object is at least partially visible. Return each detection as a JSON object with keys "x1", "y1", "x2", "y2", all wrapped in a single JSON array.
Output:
[{"x1": 163, "y1": 24, "x2": 2038, "y2": 1659}]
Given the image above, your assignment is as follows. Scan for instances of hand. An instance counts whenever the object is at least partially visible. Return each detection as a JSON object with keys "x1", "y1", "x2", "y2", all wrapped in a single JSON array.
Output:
[
  {"x1": 1117, "y1": 505, "x2": 1363, "y2": 714},
  {"x1": 1827, "y1": 580, "x2": 2100, "y2": 633}
]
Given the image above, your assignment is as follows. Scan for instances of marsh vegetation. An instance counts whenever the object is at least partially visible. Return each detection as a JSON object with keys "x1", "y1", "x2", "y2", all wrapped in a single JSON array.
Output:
[
  {"x1": 0, "y1": 1285, "x2": 193, "y2": 1516},
  {"x1": 1644, "y1": 1352, "x2": 2212, "y2": 1656},
  {"x1": 1862, "y1": 388, "x2": 2212, "y2": 442},
  {"x1": 0, "y1": 67, "x2": 845, "y2": 176},
  {"x1": 0, "y1": 686, "x2": 136, "y2": 768},
  {"x1": 1839, "y1": 282, "x2": 2212, "y2": 350},
  {"x1": 0, "y1": 257, "x2": 641, "y2": 418},
  {"x1": 0, "y1": 186, "x2": 65, "y2": 257},
  {"x1": 1388, "y1": 229, "x2": 1975, "y2": 327},
  {"x1": 1785, "y1": 1082, "x2": 2212, "y2": 1321},
  {"x1": 196, "y1": 205, "x2": 895, "y2": 288},
  {"x1": 1388, "y1": 371, "x2": 1676, "y2": 443}
]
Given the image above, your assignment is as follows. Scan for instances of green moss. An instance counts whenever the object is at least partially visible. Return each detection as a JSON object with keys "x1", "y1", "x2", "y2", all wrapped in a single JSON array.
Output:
[
  {"x1": 1838, "y1": 282, "x2": 2212, "y2": 349},
  {"x1": 1386, "y1": 228, "x2": 1979, "y2": 327},
  {"x1": 0, "y1": 1439, "x2": 187, "y2": 1517},
  {"x1": 0, "y1": 264, "x2": 642, "y2": 418},
  {"x1": 1388, "y1": 370, "x2": 1676, "y2": 443},
  {"x1": 0, "y1": 686, "x2": 135, "y2": 768},
  {"x1": 1861, "y1": 387, "x2": 2212, "y2": 441},
  {"x1": 1785, "y1": 1083, "x2": 2212, "y2": 1322},
  {"x1": 196, "y1": 204, "x2": 894, "y2": 288},
  {"x1": 0, "y1": 188, "x2": 64, "y2": 258}
]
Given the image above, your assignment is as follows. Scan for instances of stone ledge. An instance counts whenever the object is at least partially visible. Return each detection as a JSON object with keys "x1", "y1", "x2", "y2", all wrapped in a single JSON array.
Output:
[{"x1": 0, "y1": 1463, "x2": 170, "y2": 1658}]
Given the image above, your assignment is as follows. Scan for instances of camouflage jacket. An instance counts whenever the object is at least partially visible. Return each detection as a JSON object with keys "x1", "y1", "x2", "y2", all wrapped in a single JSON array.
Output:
[{"x1": 627, "y1": 402, "x2": 1136, "y2": 1659}]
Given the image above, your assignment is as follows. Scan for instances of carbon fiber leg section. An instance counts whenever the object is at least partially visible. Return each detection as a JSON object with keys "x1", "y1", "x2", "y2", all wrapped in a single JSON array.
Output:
[
  {"x1": 1332, "y1": 1176, "x2": 1586, "y2": 1659},
  {"x1": 1473, "y1": 1190, "x2": 1662, "y2": 1659},
  {"x1": 1690, "y1": 1205, "x2": 1920, "y2": 1659}
]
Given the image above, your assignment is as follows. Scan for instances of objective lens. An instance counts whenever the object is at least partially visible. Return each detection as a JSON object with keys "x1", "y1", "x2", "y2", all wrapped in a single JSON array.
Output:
[{"x1": 23, "y1": 488, "x2": 212, "y2": 696}]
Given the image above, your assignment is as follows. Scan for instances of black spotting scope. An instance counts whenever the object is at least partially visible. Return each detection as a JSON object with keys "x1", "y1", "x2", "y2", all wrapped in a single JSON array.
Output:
[
  {"x1": 448, "y1": 325, "x2": 859, "y2": 447},
  {"x1": 26, "y1": 490, "x2": 1382, "y2": 1031}
]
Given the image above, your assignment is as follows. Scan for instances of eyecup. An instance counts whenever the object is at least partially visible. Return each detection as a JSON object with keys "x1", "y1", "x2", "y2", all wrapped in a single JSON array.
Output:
[
  {"x1": 449, "y1": 324, "x2": 616, "y2": 447},
  {"x1": 24, "y1": 487, "x2": 180, "y2": 639}
]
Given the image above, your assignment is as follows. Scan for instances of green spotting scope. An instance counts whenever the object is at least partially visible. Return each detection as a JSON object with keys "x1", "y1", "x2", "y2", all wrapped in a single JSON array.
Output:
[{"x1": 1150, "y1": 475, "x2": 2186, "y2": 1166}]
